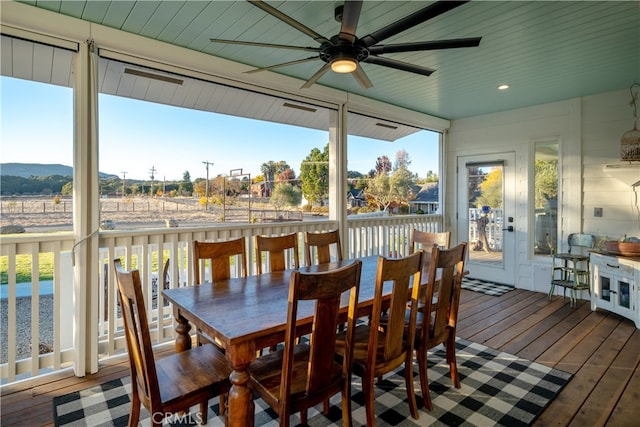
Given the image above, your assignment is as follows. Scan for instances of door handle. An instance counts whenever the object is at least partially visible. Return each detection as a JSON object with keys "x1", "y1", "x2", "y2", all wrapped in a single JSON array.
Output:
[{"x1": 502, "y1": 226, "x2": 514, "y2": 232}]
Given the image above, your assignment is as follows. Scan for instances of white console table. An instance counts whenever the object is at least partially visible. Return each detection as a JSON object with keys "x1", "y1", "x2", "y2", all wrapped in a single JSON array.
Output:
[{"x1": 590, "y1": 252, "x2": 640, "y2": 328}]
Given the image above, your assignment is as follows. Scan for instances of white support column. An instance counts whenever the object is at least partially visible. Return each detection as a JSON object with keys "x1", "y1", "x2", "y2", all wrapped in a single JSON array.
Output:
[
  {"x1": 329, "y1": 105, "x2": 349, "y2": 255},
  {"x1": 72, "y1": 39, "x2": 100, "y2": 376}
]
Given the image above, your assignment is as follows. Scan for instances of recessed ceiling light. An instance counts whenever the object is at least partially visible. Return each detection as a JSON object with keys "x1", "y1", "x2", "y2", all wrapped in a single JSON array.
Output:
[{"x1": 498, "y1": 84, "x2": 510, "y2": 90}]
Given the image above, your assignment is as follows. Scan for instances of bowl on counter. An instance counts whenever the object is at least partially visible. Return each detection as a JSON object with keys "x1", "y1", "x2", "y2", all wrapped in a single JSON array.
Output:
[{"x1": 604, "y1": 241, "x2": 640, "y2": 257}]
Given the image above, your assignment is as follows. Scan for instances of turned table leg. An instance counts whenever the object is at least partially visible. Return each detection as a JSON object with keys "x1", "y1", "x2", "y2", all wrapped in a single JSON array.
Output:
[
  {"x1": 225, "y1": 343, "x2": 256, "y2": 427},
  {"x1": 173, "y1": 312, "x2": 192, "y2": 352}
]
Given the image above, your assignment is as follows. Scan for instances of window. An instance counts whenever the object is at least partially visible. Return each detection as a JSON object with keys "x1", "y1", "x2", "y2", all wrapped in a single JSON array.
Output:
[
  {"x1": 1, "y1": 34, "x2": 74, "y2": 233},
  {"x1": 533, "y1": 141, "x2": 559, "y2": 255},
  {"x1": 97, "y1": 59, "x2": 334, "y2": 228},
  {"x1": 346, "y1": 111, "x2": 440, "y2": 215}
]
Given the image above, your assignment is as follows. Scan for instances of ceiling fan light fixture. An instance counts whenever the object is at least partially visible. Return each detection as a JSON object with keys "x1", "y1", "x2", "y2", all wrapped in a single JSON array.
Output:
[{"x1": 331, "y1": 58, "x2": 358, "y2": 73}]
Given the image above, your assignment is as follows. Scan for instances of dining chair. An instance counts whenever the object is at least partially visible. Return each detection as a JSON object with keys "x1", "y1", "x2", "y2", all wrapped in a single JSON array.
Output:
[
  {"x1": 255, "y1": 233, "x2": 300, "y2": 274},
  {"x1": 248, "y1": 260, "x2": 362, "y2": 427},
  {"x1": 303, "y1": 229, "x2": 343, "y2": 265},
  {"x1": 411, "y1": 242, "x2": 467, "y2": 410},
  {"x1": 193, "y1": 237, "x2": 248, "y2": 347},
  {"x1": 193, "y1": 237, "x2": 248, "y2": 283},
  {"x1": 335, "y1": 251, "x2": 424, "y2": 427},
  {"x1": 409, "y1": 230, "x2": 452, "y2": 311},
  {"x1": 410, "y1": 229, "x2": 451, "y2": 252},
  {"x1": 113, "y1": 259, "x2": 231, "y2": 427}
]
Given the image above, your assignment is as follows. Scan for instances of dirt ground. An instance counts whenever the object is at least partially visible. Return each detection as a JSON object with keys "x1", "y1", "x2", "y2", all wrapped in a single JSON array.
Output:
[{"x1": 0, "y1": 197, "x2": 307, "y2": 232}]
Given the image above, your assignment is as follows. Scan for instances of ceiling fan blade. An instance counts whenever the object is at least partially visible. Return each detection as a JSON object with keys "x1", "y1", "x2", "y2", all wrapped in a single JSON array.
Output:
[
  {"x1": 248, "y1": 0, "x2": 330, "y2": 45},
  {"x1": 360, "y1": 1, "x2": 470, "y2": 47},
  {"x1": 352, "y1": 65, "x2": 373, "y2": 89},
  {"x1": 210, "y1": 38, "x2": 320, "y2": 52},
  {"x1": 244, "y1": 56, "x2": 320, "y2": 74},
  {"x1": 339, "y1": 0, "x2": 363, "y2": 43},
  {"x1": 368, "y1": 37, "x2": 482, "y2": 54},
  {"x1": 301, "y1": 63, "x2": 331, "y2": 89},
  {"x1": 364, "y1": 55, "x2": 435, "y2": 76}
]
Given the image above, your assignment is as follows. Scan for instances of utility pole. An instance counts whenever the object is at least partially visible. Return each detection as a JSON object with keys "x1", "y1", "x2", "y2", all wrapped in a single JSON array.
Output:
[
  {"x1": 121, "y1": 171, "x2": 126, "y2": 199},
  {"x1": 203, "y1": 161, "x2": 214, "y2": 210},
  {"x1": 149, "y1": 166, "x2": 156, "y2": 198}
]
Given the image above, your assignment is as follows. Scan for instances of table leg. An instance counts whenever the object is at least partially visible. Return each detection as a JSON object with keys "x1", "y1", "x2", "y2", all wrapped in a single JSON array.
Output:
[
  {"x1": 225, "y1": 344, "x2": 256, "y2": 427},
  {"x1": 174, "y1": 313, "x2": 192, "y2": 353}
]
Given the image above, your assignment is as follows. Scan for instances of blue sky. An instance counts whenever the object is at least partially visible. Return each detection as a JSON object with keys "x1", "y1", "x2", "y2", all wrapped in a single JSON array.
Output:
[{"x1": 1, "y1": 77, "x2": 439, "y2": 181}]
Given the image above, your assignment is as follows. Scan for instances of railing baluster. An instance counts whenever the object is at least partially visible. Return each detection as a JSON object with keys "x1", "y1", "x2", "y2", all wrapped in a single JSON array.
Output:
[
  {"x1": 52, "y1": 241, "x2": 61, "y2": 371},
  {"x1": 30, "y1": 244, "x2": 39, "y2": 376}
]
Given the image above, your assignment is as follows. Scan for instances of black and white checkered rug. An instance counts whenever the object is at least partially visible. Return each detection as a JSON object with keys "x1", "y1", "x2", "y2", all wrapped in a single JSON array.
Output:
[
  {"x1": 461, "y1": 277, "x2": 514, "y2": 296},
  {"x1": 54, "y1": 338, "x2": 571, "y2": 426}
]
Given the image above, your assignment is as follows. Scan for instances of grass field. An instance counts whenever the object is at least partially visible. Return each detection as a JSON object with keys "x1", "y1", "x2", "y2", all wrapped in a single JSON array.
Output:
[
  {"x1": 0, "y1": 252, "x2": 172, "y2": 285},
  {"x1": 1, "y1": 196, "x2": 326, "y2": 285},
  {"x1": 0, "y1": 253, "x2": 54, "y2": 284}
]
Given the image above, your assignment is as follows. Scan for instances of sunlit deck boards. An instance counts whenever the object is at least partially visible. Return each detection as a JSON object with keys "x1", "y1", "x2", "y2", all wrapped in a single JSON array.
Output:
[{"x1": 1, "y1": 289, "x2": 638, "y2": 426}]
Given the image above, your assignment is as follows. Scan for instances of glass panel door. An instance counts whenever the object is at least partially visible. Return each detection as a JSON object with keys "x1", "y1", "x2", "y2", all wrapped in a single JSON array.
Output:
[{"x1": 457, "y1": 153, "x2": 515, "y2": 284}]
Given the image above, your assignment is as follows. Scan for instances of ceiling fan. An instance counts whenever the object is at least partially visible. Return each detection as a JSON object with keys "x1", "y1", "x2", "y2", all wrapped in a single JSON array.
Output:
[{"x1": 210, "y1": 0, "x2": 481, "y2": 89}]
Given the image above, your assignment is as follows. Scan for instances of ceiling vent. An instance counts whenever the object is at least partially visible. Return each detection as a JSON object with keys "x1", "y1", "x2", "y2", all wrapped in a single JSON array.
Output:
[{"x1": 124, "y1": 68, "x2": 183, "y2": 85}]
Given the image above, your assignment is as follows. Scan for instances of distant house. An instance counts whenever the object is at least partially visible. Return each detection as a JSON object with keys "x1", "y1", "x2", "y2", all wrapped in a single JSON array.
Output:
[
  {"x1": 347, "y1": 189, "x2": 367, "y2": 208},
  {"x1": 250, "y1": 182, "x2": 270, "y2": 198},
  {"x1": 409, "y1": 182, "x2": 439, "y2": 214}
]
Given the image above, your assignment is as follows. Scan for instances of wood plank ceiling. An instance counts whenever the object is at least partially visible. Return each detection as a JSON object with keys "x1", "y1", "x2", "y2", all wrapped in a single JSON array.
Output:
[{"x1": 2, "y1": 1, "x2": 639, "y2": 126}]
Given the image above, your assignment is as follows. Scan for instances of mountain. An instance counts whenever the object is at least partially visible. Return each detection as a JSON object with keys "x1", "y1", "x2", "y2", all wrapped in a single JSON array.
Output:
[{"x1": 0, "y1": 163, "x2": 118, "y2": 179}]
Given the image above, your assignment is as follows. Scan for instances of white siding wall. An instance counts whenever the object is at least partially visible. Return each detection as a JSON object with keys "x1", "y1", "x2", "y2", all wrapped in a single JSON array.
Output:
[
  {"x1": 446, "y1": 90, "x2": 638, "y2": 293},
  {"x1": 582, "y1": 91, "x2": 640, "y2": 237}
]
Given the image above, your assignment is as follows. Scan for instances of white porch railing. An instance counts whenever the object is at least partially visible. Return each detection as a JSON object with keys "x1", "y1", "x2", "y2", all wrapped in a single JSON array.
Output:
[{"x1": 0, "y1": 214, "x2": 442, "y2": 384}]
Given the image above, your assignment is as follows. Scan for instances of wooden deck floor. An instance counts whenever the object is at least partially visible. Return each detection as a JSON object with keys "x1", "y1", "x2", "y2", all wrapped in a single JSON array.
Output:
[{"x1": 2, "y1": 288, "x2": 638, "y2": 426}]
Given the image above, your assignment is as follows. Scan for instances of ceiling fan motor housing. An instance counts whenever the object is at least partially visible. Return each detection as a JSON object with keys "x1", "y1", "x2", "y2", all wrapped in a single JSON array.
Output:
[{"x1": 320, "y1": 36, "x2": 369, "y2": 65}]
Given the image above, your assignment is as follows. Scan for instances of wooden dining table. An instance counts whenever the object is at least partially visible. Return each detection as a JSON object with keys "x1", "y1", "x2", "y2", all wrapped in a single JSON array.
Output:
[{"x1": 162, "y1": 255, "x2": 427, "y2": 427}]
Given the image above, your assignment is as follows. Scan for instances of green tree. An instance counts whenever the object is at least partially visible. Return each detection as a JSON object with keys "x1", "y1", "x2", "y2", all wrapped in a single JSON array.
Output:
[
  {"x1": 300, "y1": 144, "x2": 329, "y2": 205},
  {"x1": 271, "y1": 182, "x2": 302, "y2": 211},
  {"x1": 534, "y1": 159, "x2": 558, "y2": 208},
  {"x1": 366, "y1": 172, "x2": 393, "y2": 211},
  {"x1": 475, "y1": 168, "x2": 503, "y2": 208},
  {"x1": 178, "y1": 171, "x2": 193, "y2": 196},
  {"x1": 61, "y1": 181, "x2": 73, "y2": 196},
  {"x1": 389, "y1": 166, "x2": 416, "y2": 205}
]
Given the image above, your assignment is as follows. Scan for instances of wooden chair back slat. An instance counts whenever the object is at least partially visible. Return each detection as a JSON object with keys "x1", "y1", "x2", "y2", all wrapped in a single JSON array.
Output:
[
  {"x1": 255, "y1": 233, "x2": 300, "y2": 274},
  {"x1": 304, "y1": 229, "x2": 343, "y2": 265},
  {"x1": 410, "y1": 229, "x2": 451, "y2": 253},
  {"x1": 193, "y1": 237, "x2": 247, "y2": 283}
]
